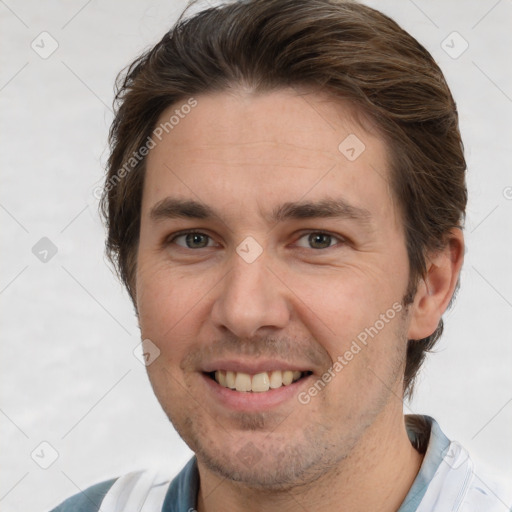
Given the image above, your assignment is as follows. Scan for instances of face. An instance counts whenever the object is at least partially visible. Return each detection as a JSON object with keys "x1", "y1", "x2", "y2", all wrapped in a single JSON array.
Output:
[{"x1": 136, "y1": 88, "x2": 413, "y2": 489}]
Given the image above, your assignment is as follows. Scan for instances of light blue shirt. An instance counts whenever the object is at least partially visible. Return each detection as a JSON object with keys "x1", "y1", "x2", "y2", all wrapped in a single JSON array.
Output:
[{"x1": 398, "y1": 416, "x2": 450, "y2": 511}]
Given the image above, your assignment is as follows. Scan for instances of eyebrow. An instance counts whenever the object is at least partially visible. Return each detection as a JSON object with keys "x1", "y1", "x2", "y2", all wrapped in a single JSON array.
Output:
[
  {"x1": 271, "y1": 199, "x2": 372, "y2": 225},
  {"x1": 149, "y1": 197, "x2": 373, "y2": 225},
  {"x1": 150, "y1": 198, "x2": 214, "y2": 221}
]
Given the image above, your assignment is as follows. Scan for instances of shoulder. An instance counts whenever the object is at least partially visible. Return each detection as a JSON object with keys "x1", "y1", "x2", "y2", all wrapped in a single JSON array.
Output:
[
  {"x1": 422, "y1": 440, "x2": 512, "y2": 511},
  {"x1": 463, "y1": 458, "x2": 512, "y2": 511},
  {"x1": 49, "y1": 478, "x2": 117, "y2": 512},
  {"x1": 49, "y1": 460, "x2": 198, "y2": 512}
]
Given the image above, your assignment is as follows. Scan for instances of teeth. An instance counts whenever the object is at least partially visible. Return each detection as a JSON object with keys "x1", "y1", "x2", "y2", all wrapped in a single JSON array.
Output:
[
  {"x1": 282, "y1": 370, "x2": 293, "y2": 386},
  {"x1": 213, "y1": 370, "x2": 305, "y2": 392},
  {"x1": 251, "y1": 372, "x2": 270, "y2": 392},
  {"x1": 226, "y1": 371, "x2": 236, "y2": 389},
  {"x1": 269, "y1": 370, "x2": 283, "y2": 389},
  {"x1": 215, "y1": 370, "x2": 227, "y2": 387},
  {"x1": 235, "y1": 372, "x2": 252, "y2": 392}
]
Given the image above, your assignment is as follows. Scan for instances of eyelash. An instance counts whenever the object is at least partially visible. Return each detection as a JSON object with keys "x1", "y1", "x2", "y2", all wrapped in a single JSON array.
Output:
[
  {"x1": 166, "y1": 230, "x2": 346, "y2": 250},
  {"x1": 167, "y1": 230, "x2": 217, "y2": 249}
]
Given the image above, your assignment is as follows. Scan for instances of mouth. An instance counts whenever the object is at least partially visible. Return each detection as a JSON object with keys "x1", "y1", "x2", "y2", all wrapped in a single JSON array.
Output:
[{"x1": 205, "y1": 370, "x2": 314, "y2": 392}]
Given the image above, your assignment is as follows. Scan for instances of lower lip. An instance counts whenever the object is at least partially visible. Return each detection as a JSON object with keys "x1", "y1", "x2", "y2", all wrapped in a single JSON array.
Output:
[{"x1": 201, "y1": 373, "x2": 313, "y2": 412}]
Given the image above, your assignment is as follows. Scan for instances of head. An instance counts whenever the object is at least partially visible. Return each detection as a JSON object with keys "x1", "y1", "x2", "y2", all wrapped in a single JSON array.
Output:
[{"x1": 101, "y1": 0, "x2": 465, "y2": 489}]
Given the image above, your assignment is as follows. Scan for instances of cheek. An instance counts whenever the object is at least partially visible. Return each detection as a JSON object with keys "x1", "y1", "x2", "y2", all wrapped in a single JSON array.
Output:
[
  {"x1": 288, "y1": 267, "x2": 385, "y2": 341},
  {"x1": 136, "y1": 259, "x2": 201, "y2": 346},
  {"x1": 288, "y1": 267, "x2": 406, "y2": 384}
]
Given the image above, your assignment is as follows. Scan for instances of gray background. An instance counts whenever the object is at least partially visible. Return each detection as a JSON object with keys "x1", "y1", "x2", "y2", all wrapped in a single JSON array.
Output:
[{"x1": 1, "y1": 0, "x2": 511, "y2": 510}]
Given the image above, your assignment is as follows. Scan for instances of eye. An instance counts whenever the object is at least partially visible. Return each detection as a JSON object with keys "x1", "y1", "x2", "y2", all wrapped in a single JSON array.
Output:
[
  {"x1": 171, "y1": 231, "x2": 217, "y2": 249},
  {"x1": 295, "y1": 232, "x2": 343, "y2": 250}
]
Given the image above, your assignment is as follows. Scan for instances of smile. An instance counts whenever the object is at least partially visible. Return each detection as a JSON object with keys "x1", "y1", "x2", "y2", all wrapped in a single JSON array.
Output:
[{"x1": 209, "y1": 370, "x2": 312, "y2": 392}]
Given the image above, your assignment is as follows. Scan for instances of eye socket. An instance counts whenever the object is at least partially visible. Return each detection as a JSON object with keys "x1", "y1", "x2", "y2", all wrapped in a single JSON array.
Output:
[
  {"x1": 295, "y1": 232, "x2": 344, "y2": 250},
  {"x1": 170, "y1": 231, "x2": 217, "y2": 249},
  {"x1": 166, "y1": 230, "x2": 344, "y2": 251}
]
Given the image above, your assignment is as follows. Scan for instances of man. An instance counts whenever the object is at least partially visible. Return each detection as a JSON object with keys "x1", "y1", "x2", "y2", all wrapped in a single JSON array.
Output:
[{"x1": 52, "y1": 0, "x2": 511, "y2": 510}]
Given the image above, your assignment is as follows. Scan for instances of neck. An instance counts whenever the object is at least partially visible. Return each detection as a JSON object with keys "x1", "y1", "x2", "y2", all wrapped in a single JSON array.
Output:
[{"x1": 196, "y1": 410, "x2": 425, "y2": 512}]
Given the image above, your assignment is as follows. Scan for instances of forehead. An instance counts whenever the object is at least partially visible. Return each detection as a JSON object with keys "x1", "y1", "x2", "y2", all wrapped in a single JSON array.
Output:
[{"x1": 143, "y1": 88, "x2": 396, "y2": 226}]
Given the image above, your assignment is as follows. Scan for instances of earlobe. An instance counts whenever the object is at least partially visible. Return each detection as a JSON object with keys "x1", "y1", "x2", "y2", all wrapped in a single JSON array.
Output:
[{"x1": 407, "y1": 229, "x2": 464, "y2": 340}]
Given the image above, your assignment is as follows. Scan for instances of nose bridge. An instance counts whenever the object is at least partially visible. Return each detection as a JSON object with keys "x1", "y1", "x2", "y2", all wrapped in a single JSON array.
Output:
[{"x1": 211, "y1": 250, "x2": 290, "y2": 338}]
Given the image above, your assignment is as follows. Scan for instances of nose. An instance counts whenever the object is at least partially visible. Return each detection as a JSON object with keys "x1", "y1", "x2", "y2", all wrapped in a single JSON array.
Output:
[{"x1": 210, "y1": 252, "x2": 291, "y2": 339}]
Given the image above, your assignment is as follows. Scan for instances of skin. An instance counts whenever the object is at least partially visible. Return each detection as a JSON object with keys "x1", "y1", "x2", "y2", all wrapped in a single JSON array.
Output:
[{"x1": 135, "y1": 88, "x2": 464, "y2": 511}]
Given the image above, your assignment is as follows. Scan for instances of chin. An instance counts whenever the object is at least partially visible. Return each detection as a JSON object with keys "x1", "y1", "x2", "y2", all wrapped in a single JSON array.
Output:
[
  {"x1": 185, "y1": 423, "x2": 347, "y2": 491},
  {"x1": 198, "y1": 446, "x2": 326, "y2": 490}
]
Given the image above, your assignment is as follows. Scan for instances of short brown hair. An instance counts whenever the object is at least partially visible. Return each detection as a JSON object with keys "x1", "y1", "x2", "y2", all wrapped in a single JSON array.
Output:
[{"x1": 101, "y1": 0, "x2": 467, "y2": 398}]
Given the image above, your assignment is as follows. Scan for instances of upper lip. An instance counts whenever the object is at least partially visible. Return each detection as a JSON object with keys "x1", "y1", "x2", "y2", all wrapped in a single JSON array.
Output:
[{"x1": 201, "y1": 359, "x2": 313, "y2": 375}]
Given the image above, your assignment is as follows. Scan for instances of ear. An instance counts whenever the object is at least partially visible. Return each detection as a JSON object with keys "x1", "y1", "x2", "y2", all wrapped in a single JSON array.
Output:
[{"x1": 407, "y1": 228, "x2": 464, "y2": 340}]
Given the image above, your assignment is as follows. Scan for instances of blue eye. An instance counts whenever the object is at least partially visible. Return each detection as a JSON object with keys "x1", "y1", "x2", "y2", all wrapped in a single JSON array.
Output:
[
  {"x1": 172, "y1": 232, "x2": 215, "y2": 249},
  {"x1": 296, "y1": 232, "x2": 341, "y2": 249}
]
